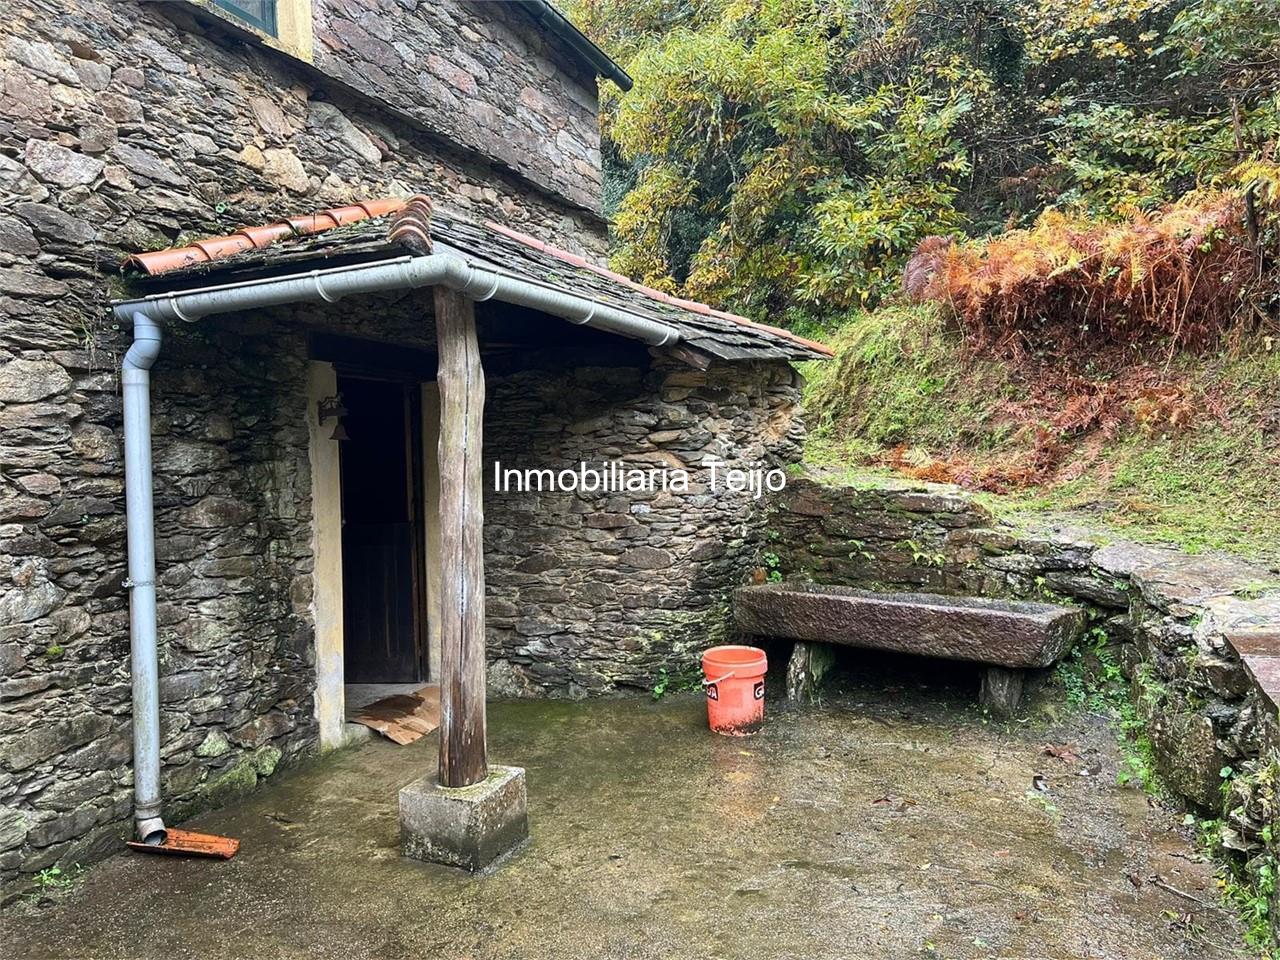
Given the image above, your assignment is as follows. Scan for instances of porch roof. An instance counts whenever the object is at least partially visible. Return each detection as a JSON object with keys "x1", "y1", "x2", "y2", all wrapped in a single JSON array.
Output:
[{"x1": 118, "y1": 198, "x2": 832, "y2": 363}]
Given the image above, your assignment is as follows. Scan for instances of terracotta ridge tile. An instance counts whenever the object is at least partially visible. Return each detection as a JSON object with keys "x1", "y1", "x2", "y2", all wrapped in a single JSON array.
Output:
[
  {"x1": 123, "y1": 198, "x2": 409, "y2": 276},
  {"x1": 387, "y1": 195, "x2": 434, "y2": 255}
]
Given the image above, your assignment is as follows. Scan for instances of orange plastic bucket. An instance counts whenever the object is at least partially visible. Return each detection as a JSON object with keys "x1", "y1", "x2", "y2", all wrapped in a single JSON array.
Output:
[{"x1": 702, "y1": 645, "x2": 768, "y2": 736}]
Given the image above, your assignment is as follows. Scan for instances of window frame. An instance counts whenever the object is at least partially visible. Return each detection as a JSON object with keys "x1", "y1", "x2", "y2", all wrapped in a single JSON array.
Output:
[
  {"x1": 212, "y1": 0, "x2": 278, "y2": 37},
  {"x1": 189, "y1": 0, "x2": 313, "y2": 63}
]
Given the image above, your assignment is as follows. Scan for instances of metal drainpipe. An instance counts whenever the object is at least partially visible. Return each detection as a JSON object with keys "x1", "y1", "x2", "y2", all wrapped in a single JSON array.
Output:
[
  {"x1": 122, "y1": 312, "x2": 166, "y2": 844},
  {"x1": 109, "y1": 252, "x2": 680, "y2": 840}
]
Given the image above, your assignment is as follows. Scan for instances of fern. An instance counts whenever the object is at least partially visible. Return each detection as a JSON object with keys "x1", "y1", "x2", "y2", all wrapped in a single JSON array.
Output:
[{"x1": 904, "y1": 189, "x2": 1264, "y2": 355}]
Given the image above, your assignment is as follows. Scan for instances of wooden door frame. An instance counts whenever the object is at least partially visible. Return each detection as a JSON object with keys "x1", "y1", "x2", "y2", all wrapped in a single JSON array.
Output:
[
  {"x1": 337, "y1": 371, "x2": 429, "y2": 683},
  {"x1": 310, "y1": 360, "x2": 442, "y2": 750}
]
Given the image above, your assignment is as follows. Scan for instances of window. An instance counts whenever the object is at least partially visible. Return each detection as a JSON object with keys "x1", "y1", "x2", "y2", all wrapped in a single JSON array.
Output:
[
  {"x1": 200, "y1": 0, "x2": 313, "y2": 62},
  {"x1": 213, "y1": 0, "x2": 278, "y2": 36}
]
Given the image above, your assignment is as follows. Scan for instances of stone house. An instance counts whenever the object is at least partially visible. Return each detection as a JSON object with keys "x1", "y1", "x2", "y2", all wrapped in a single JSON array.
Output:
[{"x1": 0, "y1": 1, "x2": 829, "y2": 878}]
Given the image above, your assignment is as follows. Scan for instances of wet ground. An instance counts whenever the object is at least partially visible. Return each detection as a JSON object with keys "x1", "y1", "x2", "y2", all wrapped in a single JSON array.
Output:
[{"x1": 4, "y1": 655, "x2": 1248, "y2": 959}]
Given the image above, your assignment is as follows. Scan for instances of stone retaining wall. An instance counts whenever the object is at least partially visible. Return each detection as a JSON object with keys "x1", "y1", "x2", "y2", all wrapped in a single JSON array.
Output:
[{"x1": 766, "y1": 473, "x2": 1280, "y2": 933}]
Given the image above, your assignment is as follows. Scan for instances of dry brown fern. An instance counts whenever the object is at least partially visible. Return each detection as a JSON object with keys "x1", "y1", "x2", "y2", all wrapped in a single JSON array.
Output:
[{"x1": 903, "y1": 190, "x2": 1263, "y2": 359}]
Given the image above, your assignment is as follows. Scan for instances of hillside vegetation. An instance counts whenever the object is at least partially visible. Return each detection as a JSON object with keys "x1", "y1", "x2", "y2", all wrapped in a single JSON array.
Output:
[
  {"x1": 571, "y1": 0, "x2": 1280, "y2": 565},
  {"x1": 802, "y1": 303, "x2": 1280, "y2": 563},
  {"x1": 810, "y1": 188, "x2": 1280, "y2": 564}
]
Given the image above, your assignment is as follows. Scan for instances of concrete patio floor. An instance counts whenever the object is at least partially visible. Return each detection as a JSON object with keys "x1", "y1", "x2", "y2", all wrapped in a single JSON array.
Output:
[{"x1": 3, "y1": 656, "x2": 1247, "y2": 959}]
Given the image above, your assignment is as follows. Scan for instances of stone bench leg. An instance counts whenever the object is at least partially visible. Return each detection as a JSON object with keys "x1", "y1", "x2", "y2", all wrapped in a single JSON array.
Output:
[
  {"x1": 979, "y1": 666, "x2": 1025, "y2": 717},
  {"x1": 786, "y1": 641, "x2": 836, "y2": 703}
]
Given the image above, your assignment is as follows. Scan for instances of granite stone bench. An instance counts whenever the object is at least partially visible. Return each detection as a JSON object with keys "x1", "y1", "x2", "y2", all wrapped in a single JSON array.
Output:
[{"x1": 734, "y1": 583, "x2": 1086, "y2": 715}]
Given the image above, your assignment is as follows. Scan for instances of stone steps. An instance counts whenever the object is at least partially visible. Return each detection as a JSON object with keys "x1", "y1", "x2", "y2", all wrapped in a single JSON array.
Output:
[{"x1": 734, "y1": 583, "x2": 1086, "y2": 715}]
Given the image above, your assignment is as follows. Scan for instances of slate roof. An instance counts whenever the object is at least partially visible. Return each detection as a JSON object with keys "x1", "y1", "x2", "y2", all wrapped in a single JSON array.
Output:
[{"x1": 121, "y1": 202, "x2": 833, "y2": 362}]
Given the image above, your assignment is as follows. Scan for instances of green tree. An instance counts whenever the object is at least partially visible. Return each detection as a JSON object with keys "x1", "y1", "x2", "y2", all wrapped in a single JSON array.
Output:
[{"x1": 570, "y1": 0, "x2": 1279, "y2": 328}]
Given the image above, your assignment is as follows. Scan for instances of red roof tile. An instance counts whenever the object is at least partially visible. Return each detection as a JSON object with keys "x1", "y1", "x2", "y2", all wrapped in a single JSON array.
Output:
[{"x1": 124, "y1": 198, "x2": 408, "y2": 276}]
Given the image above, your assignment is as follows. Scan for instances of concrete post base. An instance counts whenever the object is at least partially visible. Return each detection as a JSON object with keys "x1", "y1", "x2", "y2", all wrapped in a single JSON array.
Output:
[{"x1": 399, "y1": 764, "x2": 528, "y2": 872}]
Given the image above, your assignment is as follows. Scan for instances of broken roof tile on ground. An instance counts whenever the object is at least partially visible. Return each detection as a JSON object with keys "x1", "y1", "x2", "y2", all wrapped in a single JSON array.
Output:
[{"x1": 120, "y1": 198, "x2": 833, "y2": 363}]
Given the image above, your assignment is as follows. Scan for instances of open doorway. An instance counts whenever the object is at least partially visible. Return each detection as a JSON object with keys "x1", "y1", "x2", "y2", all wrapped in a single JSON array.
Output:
[
  {"x1": 338, "y1": 375, "x2": 428, "y2": 685},
  {"x1": 308, "y1": 340, "x2": 444, "y2": 748}
]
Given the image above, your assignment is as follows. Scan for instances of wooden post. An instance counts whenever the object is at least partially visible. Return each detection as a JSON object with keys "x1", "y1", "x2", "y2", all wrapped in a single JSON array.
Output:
[{"x1": 434, "y1": 286, "x2": 488, "y2": 788}]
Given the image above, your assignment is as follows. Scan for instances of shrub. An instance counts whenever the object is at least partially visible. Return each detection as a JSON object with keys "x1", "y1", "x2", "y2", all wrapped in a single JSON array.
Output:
[{"x1": 905, "y1": 190, "x2": 1268, "y2": 357}]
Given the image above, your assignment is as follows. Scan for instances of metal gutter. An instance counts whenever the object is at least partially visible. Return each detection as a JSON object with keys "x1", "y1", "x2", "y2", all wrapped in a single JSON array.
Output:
[
  {"x1": 111, "y1": 252, "x2": 677, "y2": 346},
  {"x1": 111, "y1": 252, "x2": 677, "y2": 839},
  {"x1": 514, "y1": 0, "x2": 633, "y2": 91}
]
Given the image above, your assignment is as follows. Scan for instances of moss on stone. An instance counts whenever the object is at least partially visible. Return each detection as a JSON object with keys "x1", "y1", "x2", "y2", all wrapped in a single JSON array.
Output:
[
  {"x1": 195, "y1": 730, "x2": 231, "y2": 758},
  {"x1": 253, "y1": 746, "x2": 282, "y2": 778},
  {"x1": 434, "y1": 766, "x2": 516, "y2": 800},
  {"x1": 200, "y1": 759, "x2": 258, "y2": 806}
]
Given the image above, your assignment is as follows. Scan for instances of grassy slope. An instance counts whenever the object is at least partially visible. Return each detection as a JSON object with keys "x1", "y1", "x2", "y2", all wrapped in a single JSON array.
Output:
[{"x1": 801, "y1": 304, "x2": 1280, "y2": 568}]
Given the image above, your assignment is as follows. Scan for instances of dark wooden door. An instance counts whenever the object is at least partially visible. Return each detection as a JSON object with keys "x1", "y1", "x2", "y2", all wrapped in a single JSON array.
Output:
[{"x1": 339, "y1": 376, "x2": 426, "y2": 683}]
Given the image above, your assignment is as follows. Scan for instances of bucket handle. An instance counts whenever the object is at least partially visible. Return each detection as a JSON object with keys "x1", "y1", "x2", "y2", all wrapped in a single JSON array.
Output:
[{"x1": 703, "y1": 671, "x2": 735, "y2": 686}]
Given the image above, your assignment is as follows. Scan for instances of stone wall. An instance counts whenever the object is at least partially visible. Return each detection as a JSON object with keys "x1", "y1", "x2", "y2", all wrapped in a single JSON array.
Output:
[
  {"x1": 1, "y1": 313, "x2": 316, "y2": 883},
  {"x1": 767, "y1": 476, "x2": 1280, "y2": 806},
  {"x1": 0, "y1": 276, "x2": 803, "y2": 882},
  {"x1": 310, "y1": 0, "x2": 605, "y2": 211},
  {"x1": 0, "y1": 0, "x2": 619, "y2": 882},
  {"x1": 1, "y1": 0, "x2": 606, "y2": 263},
  {"x1": 765, "y1": 474, "x2": 1280, "y2": 932},
  {"x1": 484, "y1": 355, "x2": 805, "y2": 697}
]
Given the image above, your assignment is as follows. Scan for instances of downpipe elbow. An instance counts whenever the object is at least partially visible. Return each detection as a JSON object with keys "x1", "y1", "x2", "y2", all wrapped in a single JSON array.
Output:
[
  {"x1": 123, "y1": 313, "x2": 163, "y2": 373},
  {"x1": 134, "y1": 814, "x2": 167, "y2": 846}
]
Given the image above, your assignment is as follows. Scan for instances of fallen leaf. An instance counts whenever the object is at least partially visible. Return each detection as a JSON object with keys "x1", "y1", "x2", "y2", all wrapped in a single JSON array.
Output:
[{"x1": 1042, "y1": 743, "x2": 1082, "y2": 764}]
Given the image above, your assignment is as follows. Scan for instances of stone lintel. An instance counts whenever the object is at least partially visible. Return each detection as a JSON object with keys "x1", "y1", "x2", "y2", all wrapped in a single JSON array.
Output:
[{"x1": 399, "y1": 764, "x2": 528, "y2": 872}]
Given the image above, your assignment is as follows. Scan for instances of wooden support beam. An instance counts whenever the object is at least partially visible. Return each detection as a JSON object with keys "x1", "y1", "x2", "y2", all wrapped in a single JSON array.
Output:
[
  {"x1": 434, "y1": 286, "x2": 488, "y2": 788},
  {"x1": 659, "y1": 342, "x2": 714, "y2": 371}
]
